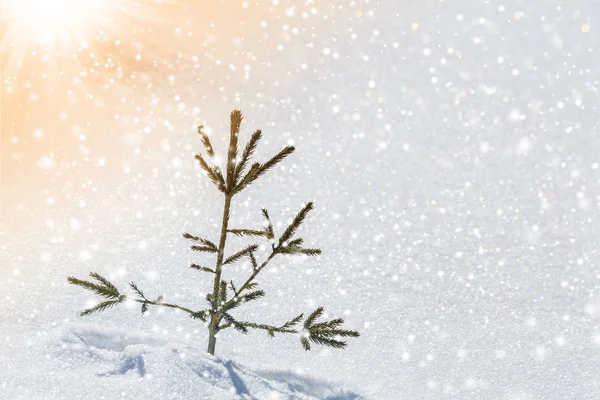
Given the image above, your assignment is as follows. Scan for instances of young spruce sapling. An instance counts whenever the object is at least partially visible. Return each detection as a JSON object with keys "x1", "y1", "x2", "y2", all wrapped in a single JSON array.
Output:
[{"x1": 68, "y1": 110, "x2": 359, "y2": 355}]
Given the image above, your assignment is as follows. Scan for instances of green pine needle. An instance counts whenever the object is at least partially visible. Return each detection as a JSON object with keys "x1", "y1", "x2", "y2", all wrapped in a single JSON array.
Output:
[
  {"x1": 129, "y1": 281, "x2": 146, "y2": 299},
  {"x1": 234, "y1": 163, "x2": 261, "y2": 193},
  {"x1": 197, "y1": 125, "x2": 215, "y2": 158},
  {"x1": 235, "y1": 129, "x2": 262, "y2": 181},
  {"x1": 300, "y1": 336, "x2": 311, "y2": 351},
  {"x1": 304, "y1": 306, "x2": 324, "y2": 328},
  {"x1": 299, "y1": 307, "x2": 360, "y2": 351},
  {"x1": 223, "y1": 313, "x2": 249, "y2": 334},
  {"x1": 278, "y1": 202, "x2": 313, "y2": 246},
  {"x1": 89, "y1": 273, "x2": 118, "y2": 292},
  {"x1": 182, "y1": 233, "x2": 217, "y2": 250},
  {"x1": 248, "y1": 252, "x2": 258, "y2": 270},
  {"x1": 278, "y1": 246, "x2": 322, "y2": 256},
  {"x1": 190, "y1": 310, "x2": 208, "y2": 322},
  {"x1": 191, "y1": 245, "x2": 218, "y2": 253},
  {"x1": 223, "y1": 245, "x2": 259, "y2": 265},
  {"x1": 81, "y1": 299, "x2": 123, "y2": 316},
  {"x1": 227, "y1": 229, "x2": 268, "y2": 238},
  {"x1": 254, "y1": 146, "x2": 295, "y2": 183},
  {"x1": 67, "y1": 275, "x2": 121, "y2": 300},
  {"x1": 261, "y1": 209, "x2": 275, "y2": 239},
  {"x1": 286, "y1": 238, "x2": 303, "y2": 247},
  {"x1": 242, "y1": 289, "x2": 265, "y2": 303},
  {"x1": 190, "y1": 264, "x2": 216, "y2": 274},
  {"x1": 226, "y1": 110, "x2": 243, "y2": 191},
  {"x1": 195, "y1": 153, "x2": 226, "y2": 192}
]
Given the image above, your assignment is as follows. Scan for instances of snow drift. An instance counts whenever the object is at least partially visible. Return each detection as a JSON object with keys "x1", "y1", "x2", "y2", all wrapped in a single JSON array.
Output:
[{"x1": 1, "y1": 324, "x2": 363, "y2": 400}]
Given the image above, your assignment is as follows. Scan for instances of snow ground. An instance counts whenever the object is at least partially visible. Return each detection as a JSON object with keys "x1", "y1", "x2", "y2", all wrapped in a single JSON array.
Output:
[{"x1": 0, "y1": 323, "x2": 362, "y2": 399}]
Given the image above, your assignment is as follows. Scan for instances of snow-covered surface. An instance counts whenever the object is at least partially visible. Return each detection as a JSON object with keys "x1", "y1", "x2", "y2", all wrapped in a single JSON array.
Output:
[
  {"x1": 1, "y1": 323, "x2": 362, "y2": 399},
  {"x1": 2, "y1": 0, "x2": 600, "y2": 399}
]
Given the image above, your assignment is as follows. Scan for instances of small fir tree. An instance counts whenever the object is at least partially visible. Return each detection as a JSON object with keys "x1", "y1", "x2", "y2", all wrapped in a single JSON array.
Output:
[{"x1": 68, "y1": 110, "x2": 359, "y2": 355}]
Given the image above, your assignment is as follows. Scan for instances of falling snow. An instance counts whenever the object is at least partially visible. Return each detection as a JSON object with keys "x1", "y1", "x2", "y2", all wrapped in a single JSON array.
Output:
[{"x1": 1, "y1": 0, "x2": 600, "y2": 399}]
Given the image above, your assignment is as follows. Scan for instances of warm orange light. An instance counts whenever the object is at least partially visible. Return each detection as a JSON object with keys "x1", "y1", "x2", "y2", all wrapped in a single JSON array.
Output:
[{"x1": 2, "y1": 0, "x2": 109, "y2": 47}]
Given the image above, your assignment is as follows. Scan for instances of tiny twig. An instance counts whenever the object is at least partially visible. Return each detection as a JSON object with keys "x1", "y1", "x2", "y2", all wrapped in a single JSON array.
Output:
[{"x1": 233, "y1": 249, "x2": 278, "y2": 298}]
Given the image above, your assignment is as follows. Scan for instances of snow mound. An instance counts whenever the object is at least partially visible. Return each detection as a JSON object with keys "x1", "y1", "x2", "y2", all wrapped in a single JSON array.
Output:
[{"x1": 3, "y1": 324, "x2": 363, "y2": 400}]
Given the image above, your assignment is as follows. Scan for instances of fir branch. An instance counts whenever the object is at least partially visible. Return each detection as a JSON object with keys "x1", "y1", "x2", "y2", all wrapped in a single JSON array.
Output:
[
  {"x1": 126, "y1": 285, "x2": 196, "y2": 317},
  {"x1": 67, "y1": 274, "x2": 121, "y2": 300},
  {"x1": 142, "y1": 300, "x2": 196, "y2": 316},
  {"x1": 232, "y1": 250, "x2": 277, "y2": 298},
  {"x1": 190, "y1": 310, "x2": 209, "y2": 322},
  {"x1": 303, "y1": 306, "x2": 324, "y2": 328},
  {"x1": 235, "y1": 129, "x2": 262, "y2": 181},
  {"x1": 223, "y1": 244, "x2": 259, "y2": 266},
  {"x1": 197, "y1": 125, "x2": 215, "y2": 158},
  {"x1": 278, "y1": 202, "x2": 314, "y2": 246},
  {"x1": 286, "y1": 238, "x2": 303, "y2": 247},
  {"x1": 241, "y1": 289, "x2": 265, "y2": 303},
  {"x1": 234, "y1": 147, "x2": 296, "y2": 193},
  {"x1": 239, "y1": 313, "x2": 304, "y2": 337},
  {"x1": 297, "y1": 248, "x2": 322, "y2": 256},
  {"x1": 89, "y1": 272, "x2": 119, "y2": 292},
  {"x1": 195, "y1": 153, "x2": 226, "y2": 192},
  {"x1": 222, "y1": 313, "x2": 249, "y2": 334},
  {"x1": 127, "y1": 287, "x2": 196, "y2": 317},
  {"x1": 182, "y1": 233, "x2": 218, "y2": 250},
  {"x1": 284, "y1": 313, "x2": 305, "y2": 330},
  {"x1": 221, "y1": 282, "x2": 264, "y2": 310},
  {"x1": 221, "y1": 287, "x2": 264, "y2": 312},
  {"x1": 301, "y1": 336, "x2": 311, "y2": 351},
  {"x1": 249, "y1": 251, "x2": 258, "y2": 270},
  {"x1": 69, "y1": 276, "x2": 198, "y2": 318},
  {"x1": 234, "y1": 163, "x2": 261, "y2": 193},
  {"x1": 227, "y1": 229, "x2": 269, "y2": 238},
  {"x1": 191, "y1": 246, "x2": 218, "y2": 253},
  {"x1": 314, "y1": 328, "x2": 360, "y2": 338},
  {"x1": 81, "y1": 299, "x2": 124, "y2": 316},
  {"x1": 278, "y1": 246, "x2": 322, "y2": 256},
  {"x1": 304, "y1": 335, "x2": 347, "y2": 350},
  {"x1": 300, "y1": 307, "x2": 360, "y2": 351},
  {"x1": 261, "y1": 209, "x2": 275, "y2": 239},
  {"x1": 129, "y1": 281, "x2": 147, "y2": 300},
  {"x1": 226, "y1": 110, "x2": 243, "y2": 191},
  {"x1": 310, "y1": 318, "x2": 344, "y2": 330},
  {"x1": 190, "y1": 264, "x2": 216, "y2": 274},
  {"x1": 254, "y1": 146, "x2": 295, "y2": 182}
]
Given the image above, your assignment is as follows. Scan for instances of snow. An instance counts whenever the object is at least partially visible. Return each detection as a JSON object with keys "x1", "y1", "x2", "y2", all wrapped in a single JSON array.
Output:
[
  {"x1": 1, "y1": 324, "x2": 362, "y2": 400},
  {"x1": 2, "y1": 0, "x2": 600, "y2": 399}
]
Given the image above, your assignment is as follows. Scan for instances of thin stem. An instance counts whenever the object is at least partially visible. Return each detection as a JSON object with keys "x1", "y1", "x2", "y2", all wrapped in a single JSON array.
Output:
[
  {"x1": 233, "y1": 249, "x2": 278, "y2": 298},
  {"x1": 207, "y1": 194, "x2": 233, "y2": 354},
  {"x1": 212, "y1": 194, "x2": 232, "y2": 300},
  {"x1": 133, "y1": 299, "x2": 196, "y2": 316}
]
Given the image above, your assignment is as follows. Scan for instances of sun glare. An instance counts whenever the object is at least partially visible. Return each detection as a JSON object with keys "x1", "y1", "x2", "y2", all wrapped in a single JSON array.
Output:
[
  {"x1": 0, "y1": 0, "x2": 182, "y2": 88},
  {"x1": 3, "y1": 0, "x2": 107, "y2": 46}
]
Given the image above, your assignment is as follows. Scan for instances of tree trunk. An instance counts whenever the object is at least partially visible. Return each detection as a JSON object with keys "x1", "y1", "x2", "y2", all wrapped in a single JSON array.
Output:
[
  {"x1": 207, "y1": 322, "x2": 218, "y2": 355},
  {"x1": 207, "y1": 194, "x2": 233, "y2": 355}
]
